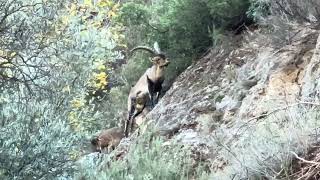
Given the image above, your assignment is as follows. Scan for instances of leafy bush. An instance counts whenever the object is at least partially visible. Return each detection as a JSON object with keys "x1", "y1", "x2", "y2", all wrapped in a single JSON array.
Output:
[
  {"x1": 76, "y1": 133, "x2": 210, "y2": 180},
  {"x1": 117, "y1": 0, "x2": 251, "y2": 84},
  {"x1": 0, "y1": 100, "x2": 80, "y2": 179},
  {"x1": 0, "y1": 0, "x2": 122, "y2": 179},
  {"x1": 205, "y1": 0, "x2": 251, "y2": 29}
]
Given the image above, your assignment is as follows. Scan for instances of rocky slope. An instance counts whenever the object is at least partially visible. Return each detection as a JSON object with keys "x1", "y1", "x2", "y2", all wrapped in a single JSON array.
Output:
[
  {"x1": 78, "y1": 24, "x2": 320, "y2": 179},
  {"x1": 141, "y1": 24, "x2": 320, "y2": 179}
]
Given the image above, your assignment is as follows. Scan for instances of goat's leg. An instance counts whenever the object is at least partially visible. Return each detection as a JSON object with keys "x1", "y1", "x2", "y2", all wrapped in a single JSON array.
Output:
[
  {"x1": 125, "y1": 114, "x2": 133, "y2": 137},
  {"x1": 124, "y1": 115, "x2": 131, "y2": 137},
  {"x1": 130, "y1": 106, "x2": 144, "y2": 134},
  {"x1": 155, "y1": 85, "x2": 162, "y2": 104},
  {"x1": 147, "y1": 75, "x2": 155, "y2": 107},
  {"x1": 150, "y1": 93, "x2": 155, "y2": 108},
  {"x1": 125, "y1": 100, "x2": 135, "y2": 137},
  {"x1": 107, "y1": 144, "x2": 115, "y2": 154}
]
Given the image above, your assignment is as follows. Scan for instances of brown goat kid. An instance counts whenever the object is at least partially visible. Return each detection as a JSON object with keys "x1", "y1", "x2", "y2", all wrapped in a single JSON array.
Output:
[
  {"x1": 124, "y1": 42, "x2": 170, "y2": 137},
  {"x1": 91, "y1": 127, "x2": 124, "y2": 153}
]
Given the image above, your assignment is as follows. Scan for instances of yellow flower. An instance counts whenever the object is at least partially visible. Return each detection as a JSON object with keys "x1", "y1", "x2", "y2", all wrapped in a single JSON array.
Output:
[
  {"x1": 100, "y1": 78, "x2": 107, "y2": 84},
  {"x1": 69, "y1": 3, "x2": 77, "y2": 16},
  {"x1": 97, "y1": 0, "x2": 113, "y2": 8},
  {"x1": 92, "y1": 21, "x2": 103, "y2": 29},
  {"x1": 71, "y1": 98, "x2": 85, "y2": 108},
  {"x1": 10, "y1": 51, "x2": 16, "y2": 57},
  {"x1": 107, "y1": 11, "x2": 116, "y2": 18},
  {"x1": 97, "y1": 0, "x2": 107, "y2": 8},
  {"x1": 61, "y1": 16, "x2": 69, "y2": 25},
  {"x1": 68, "y1": 111, "x2": 83, "y2": 132},
  {"x1": 112, "y1": 4, "x2": 120, "y2": 12},
  {"x1": 91, "y1": 70, "x2": 108, "y2": 90},
  {"x1": 118, "y1": 43, "x2": 127, "y2": 48},
  {"x1": 94, "y1": 71, "x2": 107, "y2": 80},
  {"x1": 0, "y1": 60, "x2": 13, "y2": 68},
  {"x1": 69, "y1": 150, "x2": 80, "y2": 160},
  {"x1": 84, "y1": 0, "x2": 93, "y2": 7},
  {"x1": 97, "y1": 64, "x2": 106, "y2": 71},
  {"x1": 94, "y1": 83, "x2": 101, "y2": 89},
  {"x1": 68, "y1": 111, "x2": 77, "y2": 120}
]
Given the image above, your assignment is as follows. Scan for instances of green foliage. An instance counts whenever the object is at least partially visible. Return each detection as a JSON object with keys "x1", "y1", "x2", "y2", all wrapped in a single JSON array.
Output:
[
  {"x1": 122, "y1": 53, "x2": 150, "y2": 86},
  {"x1": 205, "y1": 0, "x2": 251, "y2": 28},
  {"x1": 76, "y1": 133, "x2": 209, "y2": 180},
  {"x1": 0, "y1": 0, "x2": 121, "y2": 179},
  {"x1": 117, "y1": 2, "x2": 150, "y2": 25},
  {"x1": 117, "y1": 0, "x2": 251, "y2": 85},
  {"x1": 0, "y1": 100, "x2": 80, "y2": 179},
  {"x1": 112, "y1": 139, "x2": 191, "y2": 179}
]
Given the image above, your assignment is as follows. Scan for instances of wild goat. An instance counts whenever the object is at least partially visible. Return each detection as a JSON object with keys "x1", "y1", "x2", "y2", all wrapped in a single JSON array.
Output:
[
  {"x1": 124, "y1": 42, "x2": 170, "y2": 137},
  {"x1": 91, "y1": 127, "x2": 124, "y2": 153}
]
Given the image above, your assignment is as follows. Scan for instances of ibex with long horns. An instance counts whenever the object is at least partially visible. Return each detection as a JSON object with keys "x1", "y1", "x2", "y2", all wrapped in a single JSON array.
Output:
[{"x1": 124, "y1": 42, "x2": 170, "y2": 137}]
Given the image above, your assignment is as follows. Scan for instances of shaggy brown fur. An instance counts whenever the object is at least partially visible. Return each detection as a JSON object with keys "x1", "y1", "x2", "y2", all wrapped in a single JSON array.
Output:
[{"x1": 91, "y1": 127, "x2": 124, "y2": 153}]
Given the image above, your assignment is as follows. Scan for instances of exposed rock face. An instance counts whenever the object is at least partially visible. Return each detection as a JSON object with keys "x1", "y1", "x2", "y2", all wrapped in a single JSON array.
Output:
[
  {"x1": 301, "y1": 32, "x2": 320, "y2": 100},
  {"x1": 148, "y1": 26, "x2": 318, "y2": 130},
  {"x1": 79, "y1": 24, "x2": 320, "y2": 179},
  {"x1": 143, "y1": 24, "x2": 320, "y2": 178}
]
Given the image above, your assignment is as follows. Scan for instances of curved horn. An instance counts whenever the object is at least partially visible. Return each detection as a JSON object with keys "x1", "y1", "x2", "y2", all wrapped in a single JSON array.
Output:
[
  {"x1": 130, "y1": 46, "x2": 155, "y2": 55},
  {"x1": 153, "y1": 42, "x2": 161, "y2": 54}
]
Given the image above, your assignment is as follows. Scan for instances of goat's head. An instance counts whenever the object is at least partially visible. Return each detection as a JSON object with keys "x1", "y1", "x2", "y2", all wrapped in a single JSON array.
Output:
[
  {"x1": 130, "y1": 42, "x2": 170, "y2": 68},
  {"x1": 151, "y1": 53, "x2": 169, "y2": 68},
  {"x1": 90, "y1": 136, "x2": 102, "y2": 153},
  {"x1": 91, "y1": 128, "x2": 124, "y2": 153}
]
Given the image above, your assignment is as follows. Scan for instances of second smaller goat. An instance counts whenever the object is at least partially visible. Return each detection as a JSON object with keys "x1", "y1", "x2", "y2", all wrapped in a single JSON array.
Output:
[{"x1": 91, "y1": 127, "x2": 124, "y2": 153}]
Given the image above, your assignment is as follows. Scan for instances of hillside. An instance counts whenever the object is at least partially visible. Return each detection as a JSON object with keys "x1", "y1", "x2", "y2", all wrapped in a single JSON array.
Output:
[
  {"x1": 2, "y1": 0, "x2": 320, "y2": 180},
  {"x1": 77, "y1": 24, "x2": 320, "y2": 179},
  {"x1": 146, "y1": 24, "x2": 320, "y2": 179}
]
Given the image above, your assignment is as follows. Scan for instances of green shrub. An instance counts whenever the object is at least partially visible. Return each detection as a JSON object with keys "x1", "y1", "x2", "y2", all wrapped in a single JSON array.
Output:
[
  {"x1": 0, "y1": 1, "x2": 122, "y2": 179},
  {"x1": 117, "y1": 0, "x2": 251, "y2": 85},
  {"x1": 76, "y1": 132, "x2": 210, "y2": 180},
  {"x1": 205, "y1": 0, "x2": 251, "y2": 29},
  {"x1": 0, "y1": 96, "x2": 82, "y2": 179}
]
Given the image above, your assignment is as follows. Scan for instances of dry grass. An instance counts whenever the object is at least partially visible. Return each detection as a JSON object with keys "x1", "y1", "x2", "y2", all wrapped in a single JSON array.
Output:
[
  {"x1": 207, "y1": 102, "x2": 320, "y2": 179},
  {"x1": 279, "y1": 143, "x2": 320, "y2": 180}
]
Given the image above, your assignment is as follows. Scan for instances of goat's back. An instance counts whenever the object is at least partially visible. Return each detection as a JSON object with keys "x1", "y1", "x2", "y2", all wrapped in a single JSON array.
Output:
[{"x1": 99, "y1": 127, "x2": 124, "y2": 147}]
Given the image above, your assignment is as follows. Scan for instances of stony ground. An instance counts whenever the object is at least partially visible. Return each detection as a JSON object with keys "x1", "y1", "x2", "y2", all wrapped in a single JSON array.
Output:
[
  {"x1": 142, "y1": 23, "x2": 320, "y2": 179},
  {"x1": 80, "y1": 23, "x2": 320, "y2": 179}
]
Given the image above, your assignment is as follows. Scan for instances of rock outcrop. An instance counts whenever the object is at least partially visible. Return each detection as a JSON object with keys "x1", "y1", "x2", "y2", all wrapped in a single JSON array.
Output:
[
  {"x1": 142, "y1": 24, "x2": 320, "y2": 179},
  {"x1": 79, "y1": 24, "x2": 320, "y2": 179}
]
